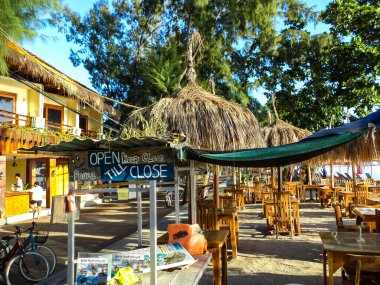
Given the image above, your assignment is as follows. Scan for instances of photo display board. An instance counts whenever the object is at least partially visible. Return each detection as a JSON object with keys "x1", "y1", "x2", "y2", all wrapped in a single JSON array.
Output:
[{"x1": 70, "y1": 149, "x2": 174, "y2": 182}]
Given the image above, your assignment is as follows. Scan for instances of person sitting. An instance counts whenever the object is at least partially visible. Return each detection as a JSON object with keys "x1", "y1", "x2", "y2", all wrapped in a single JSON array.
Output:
[{"x1": 29, "y1": 182, "x2": 44, "y2": 219}]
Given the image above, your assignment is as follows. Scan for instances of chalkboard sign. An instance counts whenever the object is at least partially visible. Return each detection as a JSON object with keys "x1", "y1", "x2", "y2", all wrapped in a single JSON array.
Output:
[{"x1": 70, "y1": 149, "x2": 174, "y2": 182}]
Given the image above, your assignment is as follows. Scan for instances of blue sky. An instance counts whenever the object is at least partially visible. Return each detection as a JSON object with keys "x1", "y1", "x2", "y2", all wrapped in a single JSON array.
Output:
[{"x1": 22, "y1": 0, "x2": 332, "y2": 104}]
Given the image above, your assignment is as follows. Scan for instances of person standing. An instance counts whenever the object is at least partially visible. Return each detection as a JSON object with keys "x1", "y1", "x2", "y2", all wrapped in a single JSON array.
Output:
[
  {"x1": 14, "y1": 173, "x2": 24, "y2": 191},
  {"x1": 29, "y1": 182, "x2": 44, "y2": 218}
]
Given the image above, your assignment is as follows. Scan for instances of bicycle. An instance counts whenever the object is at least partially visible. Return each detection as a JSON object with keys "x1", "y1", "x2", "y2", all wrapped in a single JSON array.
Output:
[
  {"x1": 22, "y1": 221, "x2": 57, "y2": 275},
  {"x1": 0, "y1": 226, "x2": 50, "y2": 284}
]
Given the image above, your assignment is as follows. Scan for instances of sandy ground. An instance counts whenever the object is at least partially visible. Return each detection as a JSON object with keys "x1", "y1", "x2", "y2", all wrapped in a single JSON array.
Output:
[
  {"x1": 1, "y1": 194, "x2": 344, "y2": 285},
  {"x1": 199, "y1": 201, "x2": 339, "y2": 285}
]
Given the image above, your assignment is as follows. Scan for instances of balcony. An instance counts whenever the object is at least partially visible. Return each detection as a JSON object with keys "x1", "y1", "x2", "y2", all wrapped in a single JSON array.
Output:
[{"x1": 0, "y1": 110, "x2": 99, "y2": 155}]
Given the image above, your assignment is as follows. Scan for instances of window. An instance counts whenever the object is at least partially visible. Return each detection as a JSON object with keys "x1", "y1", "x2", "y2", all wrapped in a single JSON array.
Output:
[
  {"x1": 44, "y1": 104, "x2": 63, "y2": 131},
  {"x1": 0, "y1": 92, "x2": 16, "y2": 123}
]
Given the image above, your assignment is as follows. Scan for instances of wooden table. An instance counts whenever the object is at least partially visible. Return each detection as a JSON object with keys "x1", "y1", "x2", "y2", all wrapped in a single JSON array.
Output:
[
  {"x1": 158, "y1": 230, "x2": 229, "y2": 285},
  {"x1": 319, "y1": 231, "x2": 380, "y2": 285},
  {"x1": 263, "y1": 198, "x2": 301, "y2": 235},
  {"x1": 367, "y1": 197, "x2": 380, "y2": 206},
  {"x1": 352, "y1": 207, "x2": 380, "y2": 232},
  {"x1": 218, "y1": 208, "x2": 238, "y2": 258},
  {"x1": 300, "y1": 185, "x2": 321, "y2": 202},
  {"x1": 318, "y1": 186, "x2": 345, "y2": 207},
  {"x1": 141, "y1": 253, "x2": 212, "y2": 285}
]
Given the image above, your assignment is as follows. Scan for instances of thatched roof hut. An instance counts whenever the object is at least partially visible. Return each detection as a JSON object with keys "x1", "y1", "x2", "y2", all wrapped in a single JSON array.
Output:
[
  {"x1": 262, "y1": 118, "x2": 312, "y2": 147},
  {"x1": 5, "y1": 40, "x2": 121, "y2": 120},
  {"x1": 125, "y1": 81, "x2": 264, "y2": 151}
]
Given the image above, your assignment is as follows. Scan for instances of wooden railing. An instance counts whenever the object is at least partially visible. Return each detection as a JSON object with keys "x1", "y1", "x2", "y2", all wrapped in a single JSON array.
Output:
[{"x1": 0, "y1": 110, "x2": 98, "y2": 139}]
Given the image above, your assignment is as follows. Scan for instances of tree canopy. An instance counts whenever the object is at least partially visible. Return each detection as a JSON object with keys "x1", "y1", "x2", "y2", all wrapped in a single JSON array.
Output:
[
  {"x1": 54, "y1": 0, "x2": 379, "y2": 130},
  {"x1": 0, "y1": 0, "x2": 60, "y2": 74},
  {"x1": 259, "y1": 0, "x2": 379, "y2": 131}
]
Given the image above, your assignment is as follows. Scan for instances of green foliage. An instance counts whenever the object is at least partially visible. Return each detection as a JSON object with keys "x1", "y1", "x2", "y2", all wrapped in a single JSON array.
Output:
[
  {"x1": 140, "y1": 39, "x2": 183, "y2": 103},
  {"x1": 0, "y1": 0, "x2": 60, "y2": 74},
  {"x1": 54, "y1": 0, "x2": 379, "y2": 132},
  {"x1": 258, "y1": 0, "x2": 379, "y2": 131},
  {"x1": 55, "y1": 0, "x2": 310, "y2": 117},
  {"x1": 120, "y1": 112, "x2": 168, "y2": 139}
]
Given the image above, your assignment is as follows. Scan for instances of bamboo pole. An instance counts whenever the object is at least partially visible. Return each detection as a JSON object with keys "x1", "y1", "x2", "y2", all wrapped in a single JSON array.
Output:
[
  {"x1": 307, "y1": 165, "x2": 312, "y2": 185},
  {"x1": 232, "y1": 168, "x2": 236, "y2": 184},
  {"x1": 330, "y1": 162, "x2": 334, "y2": 188},
  {"x1": 352, "y1": 163, "x2": 357, "y2": 186},
  {"x1": 271, "y1": 167, "x2": 275, "y2": 188}
]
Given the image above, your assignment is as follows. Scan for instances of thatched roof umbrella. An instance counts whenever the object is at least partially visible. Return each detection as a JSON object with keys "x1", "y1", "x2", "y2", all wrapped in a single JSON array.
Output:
[
  {"x1": 124, "y1": 32, "x2": 265, "y2": 210},
  {"x1": 125, "y1": 81, "x2": 264, "y2": 150},
  {"x1": 261, "y1": 94, "x2": 312, "y2": 187},
  {"x1": 125, "y1": 32, "x2": 264, "y2": 151},
  {"x1": 262, "y1": 118, "x2": 312, "y2": 147}
]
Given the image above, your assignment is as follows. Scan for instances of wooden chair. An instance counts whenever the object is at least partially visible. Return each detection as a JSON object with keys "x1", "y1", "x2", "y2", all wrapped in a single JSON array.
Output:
[
  {"x1": 219, "y1": 194, "x2": 237, "y2": 209},
  {"x1": 342, "y1": 254, "x2": 380, "y2": 285},
  {"x1": 197, "y1": 201, "x2": 219, "y2": 231},
  {"x1": 349, "y1": 186, "x2": 369, "y2": 217},
  {"x1": 363, "y1": 178, "x2": 375, "y2": 185},
  {"x1": 345, "y1": 181, "x2": 354, "y2": 192},
  {"x1": 224, "y1": 188, "x2": 245, "y2": 210},
  {"x1": 252, "y1": 185, "x2": 264, "y2": 204},
  {"x1": 333, "y1": 204, "x2": 367, "y2": 232},
  {"x1": 272, "y1": 191, "x2": 295, "y2": 237},
  {"x1": 283, "y1": 182, "x2": 297, "y2": 197}
]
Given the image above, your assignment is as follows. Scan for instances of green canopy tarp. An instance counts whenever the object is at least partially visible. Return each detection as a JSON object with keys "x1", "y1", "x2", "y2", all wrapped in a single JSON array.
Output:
[
  {"x1": 184, "y1": 110, "x2": 380, "y2": 167},
  {"x1": 184, "y1": 130, "x2": 366, "y2": 167}
]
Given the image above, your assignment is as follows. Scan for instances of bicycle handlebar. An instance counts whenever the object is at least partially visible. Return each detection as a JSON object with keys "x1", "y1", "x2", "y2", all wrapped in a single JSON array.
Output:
[{"x1": 14, "y1": 221, "x2": 36, "y2": 235}]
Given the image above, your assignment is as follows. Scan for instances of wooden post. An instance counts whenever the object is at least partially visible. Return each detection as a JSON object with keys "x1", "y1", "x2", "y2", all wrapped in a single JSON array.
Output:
[
  {"x1": 330, "y1": 162, "x2": 334, "y2": 187},
  {"x1": 213, "y1": 165, "x2": 220, "y2": 208},
  {"x1": 352, "y1": 163, "x2": 357, "y2": 186},
  {"x1": 190, "y1": 160, "x2": 196, "y2": 224},
  {"x1": 307, "y1": 165, "x2": 312, "y2": 185},
  {"x1": 271, "y1": 167, "x2": 275, "y2": 188},
  {"x1": 232, "y1": 168, "x2": 236, "y2": 184},
  {"x1": 174, "y1": 167, "x2": 180, "y2": 223}
]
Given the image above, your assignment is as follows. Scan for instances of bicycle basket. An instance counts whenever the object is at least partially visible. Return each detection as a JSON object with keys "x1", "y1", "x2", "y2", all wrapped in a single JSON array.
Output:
[{"x1": 34, "y1": 230, "x2": 49, "y2": 244}]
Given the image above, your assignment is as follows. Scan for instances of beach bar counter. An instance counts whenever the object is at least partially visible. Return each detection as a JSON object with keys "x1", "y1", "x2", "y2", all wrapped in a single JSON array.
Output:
[{"x1": 5, "y1": 191, "x2": 31, "y2": 216}]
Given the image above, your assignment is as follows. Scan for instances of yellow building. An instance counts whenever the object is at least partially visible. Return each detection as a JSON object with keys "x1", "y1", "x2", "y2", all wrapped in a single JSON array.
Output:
[{"x1": 0, "y1": 41, "x2": 120, "y2": 220}]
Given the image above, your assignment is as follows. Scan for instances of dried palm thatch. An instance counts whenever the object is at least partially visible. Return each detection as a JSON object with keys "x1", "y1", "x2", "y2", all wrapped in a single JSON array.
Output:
[
  {"x1": 5, "y1": 41, "x2": 121, "y2": 120},
  {"x1": 125, "y1": 31, "x2": 264, "y2": 151},
  {"x1": 306, "y1": 126, "x2": 380, "y2": 166},
  {"x1": 262, "y1": 118, "x2": 312, "y2": 147},
  {"x1": 125, "y1": 81, "x2": 265, "y2": 150},
  {"x1": 262, "y1": 95, "x2": 312, "y2": 147}
]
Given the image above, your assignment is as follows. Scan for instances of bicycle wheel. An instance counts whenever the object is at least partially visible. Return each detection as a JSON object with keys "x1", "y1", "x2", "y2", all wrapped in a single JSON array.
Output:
[
  {"x1": 33, "y1": 245, "x2": 56, "y2": 275},
  {"x1": 19, "y1": 251, "x2": 49, "y2": 282},
  {"x1": 5, "y1": 251, "x2": 49, "y2": 284}
]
